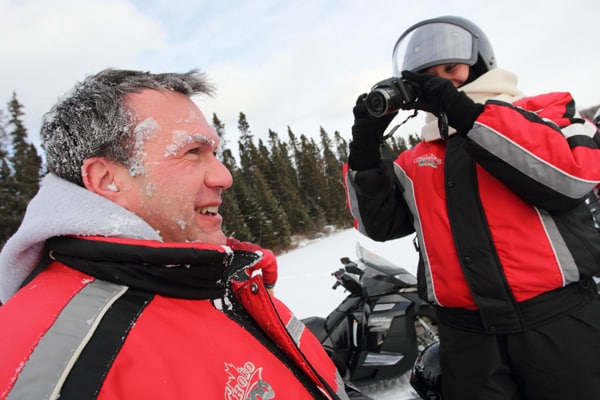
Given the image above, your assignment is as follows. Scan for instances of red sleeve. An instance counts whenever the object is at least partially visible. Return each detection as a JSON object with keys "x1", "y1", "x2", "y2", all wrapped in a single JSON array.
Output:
[
  {"x1": 257, "y1": 249, "x2": 278, "y2": 288},
  {"x1": 465, "y1": 92, "x2": 600, "y2": 210}
]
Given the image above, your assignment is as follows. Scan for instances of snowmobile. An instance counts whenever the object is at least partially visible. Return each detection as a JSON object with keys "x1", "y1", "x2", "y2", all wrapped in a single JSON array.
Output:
[{"x1": 302, "y1": 242, "x2": 439, "y2": 387}]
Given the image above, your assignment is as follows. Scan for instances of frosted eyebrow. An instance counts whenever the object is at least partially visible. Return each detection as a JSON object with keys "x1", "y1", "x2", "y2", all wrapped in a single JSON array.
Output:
[{"x1": 164, "y1": 130, "x2": 218, "y2": 157}]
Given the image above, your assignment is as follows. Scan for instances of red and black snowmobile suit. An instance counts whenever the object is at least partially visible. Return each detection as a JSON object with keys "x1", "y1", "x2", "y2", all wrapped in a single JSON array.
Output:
[{"x1": 0, "y1": 235, "x2": 351, "y2": 400}]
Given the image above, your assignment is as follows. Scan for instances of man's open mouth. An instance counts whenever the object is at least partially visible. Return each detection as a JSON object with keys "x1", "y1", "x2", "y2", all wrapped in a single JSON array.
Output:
[{"x1": 196, "y1": 206, "x2": 218, "y2": 216}]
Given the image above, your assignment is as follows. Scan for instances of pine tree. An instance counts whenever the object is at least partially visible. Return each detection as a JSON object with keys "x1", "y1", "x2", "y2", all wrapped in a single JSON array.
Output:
[
  {"x1": 255, "y1": 139, "x2": 274, "y2": 182},
  {"x1": 384, "y1": 134, "x2": 409, "y2": 159},
  {"x1": 212, "y1": 113, "x2": 225, "y2": 139},
  {"x1": 210, "y1": 114, "x2": 254, "y2": 241},
  {"x1": 212, "y1": 113, "x2": 228, "y2": 159},
  {"x1": 408, "y1": 133, "x2": 421, "y2": 147},
  {"x1": 287, "y1": 127, "x2": 324, "y2": 229},
  {"x1": 230, "y1": 177, "x2": 264, "y2": 244},
  {"x1": 8, "y1": 93, "x2": 42, "y2": 203},
  {"x1": 333, "y1": 131, "x2": 349, "y2": 164},
  {"x1": 295, "y1": 134, "x2": 327, "y2": 227},
  {"x1": 0, "y1": 93, "x2": 43, "y2": 249},
  {"x1": 249, "y1": 169, "x2": 292, "y2": 251},
  {"x1": 236, "y1": 113, "x2": 290, "y2": 249},
  {"x1": 219, "y1": 148, "x2": 254, "y2": 241},
  {"x1": 320, "y1": 127, "x2": 352, "y2": 227},
  {"x1": 237, "y1": 112, "x2": 258, "y2": 172},
  {"x1": 0, "y1": 110, "x2": 9, "y2": 170},
  {"x1": 266, "y1": 129, "x2": 315, "y2": 236},
  {"x1": 0, "y1": 110, "x2": 15, "y2": 248}
]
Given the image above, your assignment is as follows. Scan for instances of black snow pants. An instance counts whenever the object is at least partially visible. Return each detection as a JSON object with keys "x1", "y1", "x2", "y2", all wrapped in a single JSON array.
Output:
[{"x1": 437, "y1": 281, "x2": 600, "y2": 400}]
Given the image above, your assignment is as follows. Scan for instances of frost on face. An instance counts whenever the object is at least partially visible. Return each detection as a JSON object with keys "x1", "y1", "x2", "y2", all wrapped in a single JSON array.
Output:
[
  {"x1": 177, "y1": 219, "x2": 187, "y2": 229},
  {"x1": 128, "y1": 117, "x2": 160, "y2": 177},
  {"x1": 164, "y1": 130, "x2": 216, "y2": 157},
  {"x1": 175, "y1": 103, "x2": 201, "y2": 124},
  {"x1": 145, "y1": 181, "x2": 156, "y2": 196}
]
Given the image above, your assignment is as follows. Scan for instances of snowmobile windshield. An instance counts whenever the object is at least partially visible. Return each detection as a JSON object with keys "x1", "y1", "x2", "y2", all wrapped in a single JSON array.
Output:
[
  {"x1": 593, "y1": 107, "x2": 600, "y2": 127},
  {"x1": 393, "y1": 22, "x2": 477, "y2": 75}
]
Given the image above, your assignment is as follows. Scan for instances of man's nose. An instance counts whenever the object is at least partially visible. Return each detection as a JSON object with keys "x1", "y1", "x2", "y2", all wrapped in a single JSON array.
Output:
[{"x1": 208, "y1": 158, "x2": 233, "y2": 189}]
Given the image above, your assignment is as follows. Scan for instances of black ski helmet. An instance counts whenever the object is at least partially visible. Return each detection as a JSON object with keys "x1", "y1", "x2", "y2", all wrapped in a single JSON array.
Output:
[
  {"x1": 410, "y1": 342, "x2": 443, "y2": 399},
  {"x1": 392, "y1": 16, "x2": 496, "y2": 82}
]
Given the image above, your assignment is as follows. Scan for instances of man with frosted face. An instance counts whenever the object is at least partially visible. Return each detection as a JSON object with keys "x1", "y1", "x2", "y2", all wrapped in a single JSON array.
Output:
[{"x1": 0, "y1": 69, "x2": 367, "y2": 399}]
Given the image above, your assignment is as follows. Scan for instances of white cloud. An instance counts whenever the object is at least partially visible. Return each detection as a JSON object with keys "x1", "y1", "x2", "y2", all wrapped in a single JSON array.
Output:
[{"x1": 0, "y1": 0, "x2": 166, "y2": 146}]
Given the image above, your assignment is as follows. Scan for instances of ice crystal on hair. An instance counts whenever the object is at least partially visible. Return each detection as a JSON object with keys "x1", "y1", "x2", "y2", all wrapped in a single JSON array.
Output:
[{"x1": 128, "y1": 117, "x2": 159, "y2": 177}]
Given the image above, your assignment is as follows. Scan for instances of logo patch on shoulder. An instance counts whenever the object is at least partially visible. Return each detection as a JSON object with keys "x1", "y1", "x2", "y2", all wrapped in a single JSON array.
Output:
[
  {"x1": 414, "y1": 153, "x2": 442, "y2": 168},
  {"x1": 225, "y1": 361, "x2": 275, "y2": 400}
]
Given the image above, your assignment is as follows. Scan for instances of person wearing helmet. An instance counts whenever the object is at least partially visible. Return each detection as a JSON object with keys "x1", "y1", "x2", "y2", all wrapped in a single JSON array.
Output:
[{"x1": 344, "y1": 16, "x2": 600, "y2": 399}]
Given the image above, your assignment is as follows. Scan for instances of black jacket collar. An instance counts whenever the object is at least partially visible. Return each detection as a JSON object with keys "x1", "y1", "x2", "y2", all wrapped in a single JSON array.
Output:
[{"x1": 45, "y1": 236, "x2": 260, "y2": 300}]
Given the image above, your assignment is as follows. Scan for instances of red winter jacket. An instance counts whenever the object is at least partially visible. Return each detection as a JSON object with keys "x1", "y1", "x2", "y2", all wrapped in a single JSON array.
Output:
[
  {"x1": 344, "y1": 92, "x2": 600, "y2": 333},
  {"x1": 0, "y1": 236, "x2": 348, "y2": 400}
]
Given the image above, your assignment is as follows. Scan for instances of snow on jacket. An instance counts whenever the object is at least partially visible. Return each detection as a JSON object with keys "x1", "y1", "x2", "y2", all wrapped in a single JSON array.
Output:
[
  {"x1": 344, "y1": 70, "x2": 600, "y2": 334},
  {"x1": 0, "y1": 175, "x2": 349, "y2": 399}
]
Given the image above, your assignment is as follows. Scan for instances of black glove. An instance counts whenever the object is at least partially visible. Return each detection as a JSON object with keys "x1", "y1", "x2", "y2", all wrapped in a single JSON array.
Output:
[
  {"x1": 402, "y1": 70, "x2": 484, "y2": 136},
  {"x1": 348, "y1": 94, "x2": 397, "y2": 170}
]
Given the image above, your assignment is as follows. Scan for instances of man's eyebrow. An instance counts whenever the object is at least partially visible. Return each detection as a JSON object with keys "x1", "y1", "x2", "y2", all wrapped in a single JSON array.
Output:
[{"x1": 164, "y1": 131, "x2": 217, "y2": 157}]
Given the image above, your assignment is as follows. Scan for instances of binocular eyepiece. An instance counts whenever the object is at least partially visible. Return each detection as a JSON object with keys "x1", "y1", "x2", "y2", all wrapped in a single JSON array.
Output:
[{"x1": 365, "y1": 77, "x2": 416, "y2": 117}]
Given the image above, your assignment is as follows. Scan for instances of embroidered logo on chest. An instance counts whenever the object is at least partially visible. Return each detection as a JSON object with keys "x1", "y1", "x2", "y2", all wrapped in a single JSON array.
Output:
[
  {"x1": 414, "y1": 153, "x2": 442, "y2": 168},
  {"x1": 225, "y1": 361, "x2": 276, "y2": 400}
]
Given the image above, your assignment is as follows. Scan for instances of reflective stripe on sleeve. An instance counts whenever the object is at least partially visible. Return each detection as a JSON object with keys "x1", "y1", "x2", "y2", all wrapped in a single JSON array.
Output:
[
  {"x1": 469, "y1": 123, "x2": 596, "y2": 200},
  {"x1": 7, "y1": 280, "x2": 127, "y2": 400}
]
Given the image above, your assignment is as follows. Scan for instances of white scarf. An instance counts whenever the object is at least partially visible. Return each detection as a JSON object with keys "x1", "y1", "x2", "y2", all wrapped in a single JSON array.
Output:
[
  {"x1": 420, "y1": 68, "x2": 525, "y2": 142},
  {"x1": 0, "y1": 174, "x2": 162, "y2": 303}
]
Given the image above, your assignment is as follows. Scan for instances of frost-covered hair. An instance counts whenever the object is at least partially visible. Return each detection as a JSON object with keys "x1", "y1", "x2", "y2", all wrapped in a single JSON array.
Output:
[{"x1": 41, "y1": 69, "x2": 214, "y2": 186}]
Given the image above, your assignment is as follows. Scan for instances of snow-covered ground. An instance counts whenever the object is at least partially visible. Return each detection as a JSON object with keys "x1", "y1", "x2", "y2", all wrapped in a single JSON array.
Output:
[{"x1": 275, "y1": 228, "x2": 422, "y2": 399}]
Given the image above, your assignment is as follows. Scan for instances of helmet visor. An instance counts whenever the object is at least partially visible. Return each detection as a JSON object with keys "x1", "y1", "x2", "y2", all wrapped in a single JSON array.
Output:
[{"x1": 393, "y1": 22, "x2": 477, "y2": 76}]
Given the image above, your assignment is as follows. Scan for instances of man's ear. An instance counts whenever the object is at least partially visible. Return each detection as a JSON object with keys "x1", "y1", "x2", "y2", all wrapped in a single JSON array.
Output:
[{"x1": 81, "y1": 157, "x2": 126, "y2": 201}]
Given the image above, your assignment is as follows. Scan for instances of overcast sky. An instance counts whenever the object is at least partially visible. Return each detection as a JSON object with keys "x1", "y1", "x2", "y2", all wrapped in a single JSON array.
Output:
[{"x1": 1, "y1": 0, "x2": 598, "y2": 152}]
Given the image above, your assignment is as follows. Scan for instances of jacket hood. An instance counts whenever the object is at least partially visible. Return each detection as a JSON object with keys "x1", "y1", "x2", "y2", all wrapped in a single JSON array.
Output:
[{"x1": 0, "y1": 174, "x2": 162, "y2": 302}]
